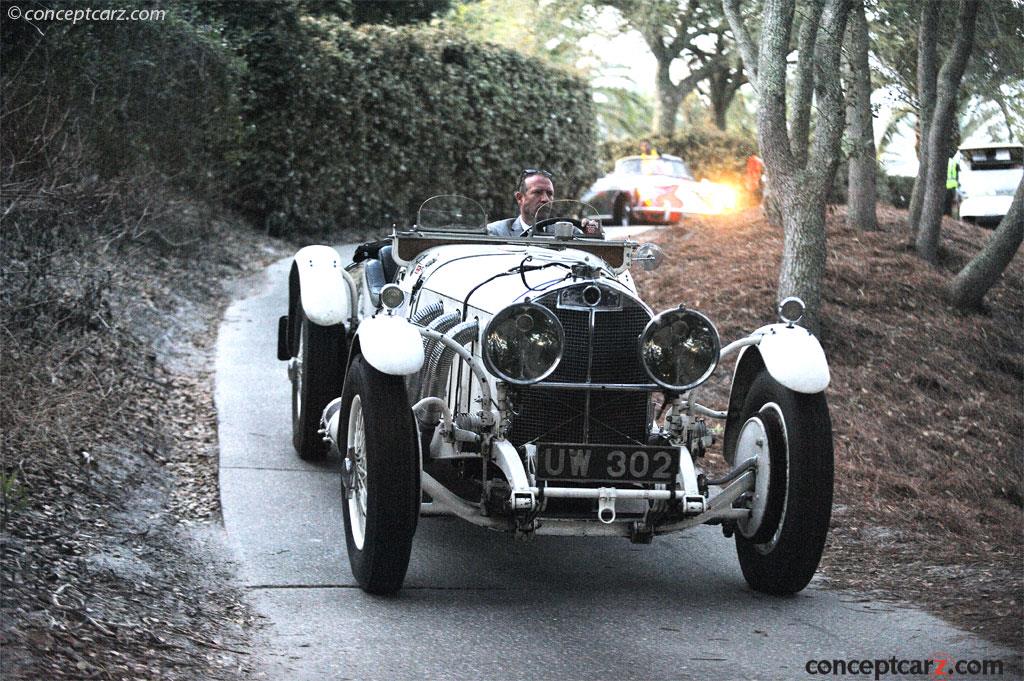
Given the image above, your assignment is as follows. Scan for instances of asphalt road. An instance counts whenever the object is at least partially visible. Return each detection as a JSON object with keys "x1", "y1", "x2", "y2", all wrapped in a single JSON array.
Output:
[{"x1": 217, "y1": 233, "x2": 1014, "y2": 680}]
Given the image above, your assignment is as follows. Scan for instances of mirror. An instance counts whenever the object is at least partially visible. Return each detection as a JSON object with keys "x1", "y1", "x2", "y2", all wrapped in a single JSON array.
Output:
[{"x1": 635, "y1": 242, "x2": 665, "y2": 271}]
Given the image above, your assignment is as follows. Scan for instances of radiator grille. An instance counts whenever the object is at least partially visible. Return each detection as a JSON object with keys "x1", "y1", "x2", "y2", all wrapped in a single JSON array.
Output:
[{"x1": 507, "y1": 285, "x2": 652, "y2": 446}]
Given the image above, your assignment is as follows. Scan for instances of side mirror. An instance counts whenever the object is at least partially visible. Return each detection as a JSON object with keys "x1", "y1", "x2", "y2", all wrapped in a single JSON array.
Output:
[{"x1": 635, "y1": 242, "x2": 665, "y2": 272}]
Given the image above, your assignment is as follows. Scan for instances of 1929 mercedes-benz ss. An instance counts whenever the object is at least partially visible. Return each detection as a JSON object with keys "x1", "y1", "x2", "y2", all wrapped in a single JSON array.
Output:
[{"x1": 277, "y1": 195, "x2": 834, "y2": 596}]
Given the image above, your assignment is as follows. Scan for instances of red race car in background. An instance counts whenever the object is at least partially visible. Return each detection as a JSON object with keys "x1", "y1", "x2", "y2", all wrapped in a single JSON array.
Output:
[{"x1": 582, "y1": 154, "x2": 740, "y2": 226}]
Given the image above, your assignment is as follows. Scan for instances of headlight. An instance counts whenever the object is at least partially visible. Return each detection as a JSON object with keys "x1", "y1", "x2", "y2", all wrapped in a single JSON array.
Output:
[
  {"x1": 482, "y1": 303, "x2": 564, "y2": 385},
  {"x1": 778, "y1": 296, "x2": 805, "y2": 325},
  {"x1": 380, "y1": 284, "x2": 405, "y2": 310},
  {"x1": 639, "y1": 307, "x2": 720, "y2": 391},
  {"x1": 701, "y1": 182, "x2": 740, "y2": 214}
]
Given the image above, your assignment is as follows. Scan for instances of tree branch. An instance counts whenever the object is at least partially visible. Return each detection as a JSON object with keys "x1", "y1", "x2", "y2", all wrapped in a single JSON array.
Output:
[
  {"x1": 756, "y1": 0, "x2": 798, "y2": 178},
  {"x1": 993, "y1": 92, "x2": 1019, "y2": 143},
  {"x1": 946, "y1": 178, "x2": 1024, "y2": 309},
  {"x1": 671, "y1": 56, "x2": 729, "y2": 97},
  {"x1": 790, "y1": 0, "x2": 825, "y2": 168},
  {"x1": 668, "y1": 0, "x2": 699, "y2": 55},
  {"x1": 916, "y1": 0, "x2": 982, "y2": 261},
  {"x1": 916, "y1": 1, "x2": 940, "y2": 153},
  {"x1": 807, "y1": 0, "x2": 850, "y2": 195},
  {"x1": 907, "y1": 0, "x2": 942, "y2": 231},
  {"x1": 722, "y1": 0, "x2": 760, "y2": 91}
]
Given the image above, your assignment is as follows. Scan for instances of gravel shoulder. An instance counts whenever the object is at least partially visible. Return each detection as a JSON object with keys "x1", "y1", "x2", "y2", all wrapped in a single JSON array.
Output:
[{"x1": 0, "y1": 208, "x2": 288, "y2": 679}]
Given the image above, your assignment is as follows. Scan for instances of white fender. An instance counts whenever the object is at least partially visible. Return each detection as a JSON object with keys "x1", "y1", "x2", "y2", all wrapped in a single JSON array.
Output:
[
  {"x1": 294, "y1": 245, "x2": 351, "y2": 327},
  {"x1": 750, "y1": 323, "x2": 830, "y2": 393},
  {"x1": 356, "y1": 314, "x2": 425, "y2": 375}
]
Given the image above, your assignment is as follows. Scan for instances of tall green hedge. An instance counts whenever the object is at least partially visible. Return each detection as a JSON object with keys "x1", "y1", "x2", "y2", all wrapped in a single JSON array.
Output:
[
  {"x1": 232, "y1": 18, "x2": 598, "y2": 235},
  {"x1": 2, "y1": 1, "x2": 597, "y2": 237},
  {"x1": 1, "y1": 1, "x2": 241, "y2": 196},
  {"x1": 601, "y1": 128, "x2": 757, "y2": 185}
]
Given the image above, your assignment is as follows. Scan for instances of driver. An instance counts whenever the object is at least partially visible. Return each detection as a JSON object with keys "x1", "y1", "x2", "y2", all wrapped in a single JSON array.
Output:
[{"x1": 487, "y1": 169, "x2": 603, "y2": 238}]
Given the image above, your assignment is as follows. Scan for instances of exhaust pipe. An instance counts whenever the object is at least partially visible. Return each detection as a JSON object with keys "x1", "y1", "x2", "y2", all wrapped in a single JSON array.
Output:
[
  {"x1": 422, "y1": 320, "x2": 478, "y2": 402},
  {"x1": 408, "y1": 310, "x2": 460, "y2": 401}
]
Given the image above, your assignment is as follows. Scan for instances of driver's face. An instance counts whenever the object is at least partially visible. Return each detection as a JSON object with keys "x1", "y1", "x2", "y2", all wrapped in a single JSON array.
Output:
[{"x1": 516, "y1": 175, "x2": 554, "y2": 225}]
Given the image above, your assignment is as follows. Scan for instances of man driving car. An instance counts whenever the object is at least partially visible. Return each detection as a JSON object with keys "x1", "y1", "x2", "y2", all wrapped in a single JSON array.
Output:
[{"x1": 487, "y1": 169, "x2": 603, "y2": 237}]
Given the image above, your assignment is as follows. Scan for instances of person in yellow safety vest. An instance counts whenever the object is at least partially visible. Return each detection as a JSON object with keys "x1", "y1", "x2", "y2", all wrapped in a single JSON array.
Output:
[
  {"x1": 944, "y1": 156, "x2": 959, "y2": 216},
  {"x1": 639, "y1": 139, "x2": 659, "y2": 158},
  {"x1": 639, "y1": 139, "x2": 660, "y2": 173}
]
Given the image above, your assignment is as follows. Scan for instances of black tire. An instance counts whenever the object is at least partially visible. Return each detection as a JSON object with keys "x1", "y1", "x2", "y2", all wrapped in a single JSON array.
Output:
[
  {"x1": 612, "y1": 195, "x2": 632, "y2": 227},
  {"x1": 340, "y1": 355, "x2": 419, "y2": 595},
  {"x1": 291, "y1": 312, "x2": 345, "y2": 461},
  {"x1": 734, "y1": 371, "x2": 833, "y2": 595}
]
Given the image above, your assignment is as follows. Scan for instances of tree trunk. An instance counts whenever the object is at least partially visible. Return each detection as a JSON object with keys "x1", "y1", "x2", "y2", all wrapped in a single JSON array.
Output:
[
  {"x1": 907, "y1": 0, "x2": 941, "y2": 234},
  {"x1": 724, "y1": 0, "x2": 849, "y2": 331},
  {"x1": 916, "y1": 0, "x2": 980, "y2": 263},
  {"x1": 844, "y1": 0, "x2": 876, "y2": 231},
  {"x1": 713, "y1": 100, "x2": 728, "y2": 130},
  {"x1": 709, "y1": 65, "x2": 744, "y2": 131},
  {"x1": 760, "y1": 0, "x2": 849, "y2": 333},
  {"x1": 778, "y1": 178, "x2": 830, "y2": 330},
  {"x1": 710, "y1": 71, "x2": 730, "y2": 130},
  {"x1": 946, "y1": 179, "x2": 1024, "y2": 310},
  {"x1": 654, "y1": 58, "x2": 685, "y2": 135}
]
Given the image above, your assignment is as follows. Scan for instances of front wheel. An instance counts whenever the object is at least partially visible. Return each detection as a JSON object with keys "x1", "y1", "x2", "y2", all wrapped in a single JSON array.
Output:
[
  {"x1": 341, "y1": 356, "x2": 419, "y2": 595},
  {"x1": 291, "y1": 312, "x2": 345, "y2": 460},
  {"x1": 734, "y1": 371, "x2": 833, "y2": 595}
]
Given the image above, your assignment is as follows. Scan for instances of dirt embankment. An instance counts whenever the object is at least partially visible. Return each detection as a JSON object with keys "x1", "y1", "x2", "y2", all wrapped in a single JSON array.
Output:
[
  {"x1": 634, "y1": 205, "x2": 1023, "y2": 648},
  {"x1": 0, "y1": 195, "x2": 286, "y2": 679}
]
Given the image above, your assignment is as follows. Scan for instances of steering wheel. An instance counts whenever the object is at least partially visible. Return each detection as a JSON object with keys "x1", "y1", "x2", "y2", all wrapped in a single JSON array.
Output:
[{"x1": 521, "y1": 216, "x2": 583, "y2": 238}]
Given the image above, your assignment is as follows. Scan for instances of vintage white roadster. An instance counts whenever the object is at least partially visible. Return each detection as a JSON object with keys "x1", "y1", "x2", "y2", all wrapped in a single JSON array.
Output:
[{"x1": 277, "y1": 196, "x2": 833, "y2": 596}]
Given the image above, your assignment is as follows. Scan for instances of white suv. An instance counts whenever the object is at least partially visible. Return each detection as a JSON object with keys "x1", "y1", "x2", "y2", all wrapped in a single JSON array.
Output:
[{"x1": 957, "y1": 143, "x2": 1023, "y2": 227}]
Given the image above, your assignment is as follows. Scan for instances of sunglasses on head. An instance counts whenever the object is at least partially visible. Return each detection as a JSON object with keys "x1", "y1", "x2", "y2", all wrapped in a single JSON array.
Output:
[{"x1": 517, "y1": 168, "x2": 553, "y2": 191}]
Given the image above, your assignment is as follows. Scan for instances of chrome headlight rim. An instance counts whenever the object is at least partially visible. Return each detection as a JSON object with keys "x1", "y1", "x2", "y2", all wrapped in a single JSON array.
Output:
[
  {"x1": 379, "y1": 284, "x2": 405, "y2": 310},
  {"x1": 638, "y1": 306, "x2": 721, "y2": 392},
  {"x1": 482, "y1": 302, "x2": 565, "y2": 385},
  {"x1": 777, "y1": 296, "x2": 805, "y2": 326}
]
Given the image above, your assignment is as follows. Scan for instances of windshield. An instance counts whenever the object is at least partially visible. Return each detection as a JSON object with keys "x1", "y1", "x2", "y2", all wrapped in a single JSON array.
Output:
[
  {"x1": 616, "y1": 157, "x2": 695, "y2": 180},
  {"x1": 963, "y1": 146, "x2": 1023, "y2": 171},
  {"x1": 416, "y1": 195, "x2": 488, "y2": 232}
]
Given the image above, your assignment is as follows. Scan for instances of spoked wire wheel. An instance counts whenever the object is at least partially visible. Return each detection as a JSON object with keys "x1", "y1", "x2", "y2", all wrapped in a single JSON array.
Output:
[
  {"x1": 345, "y1": 394, "x2": 368, "y2": 550},
  {"x1": 290, "y1": 311, "x2": 345, "y2": 460},
  {"x1": 339, "y1": 356, "x2": 419, "y2": 595}
]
